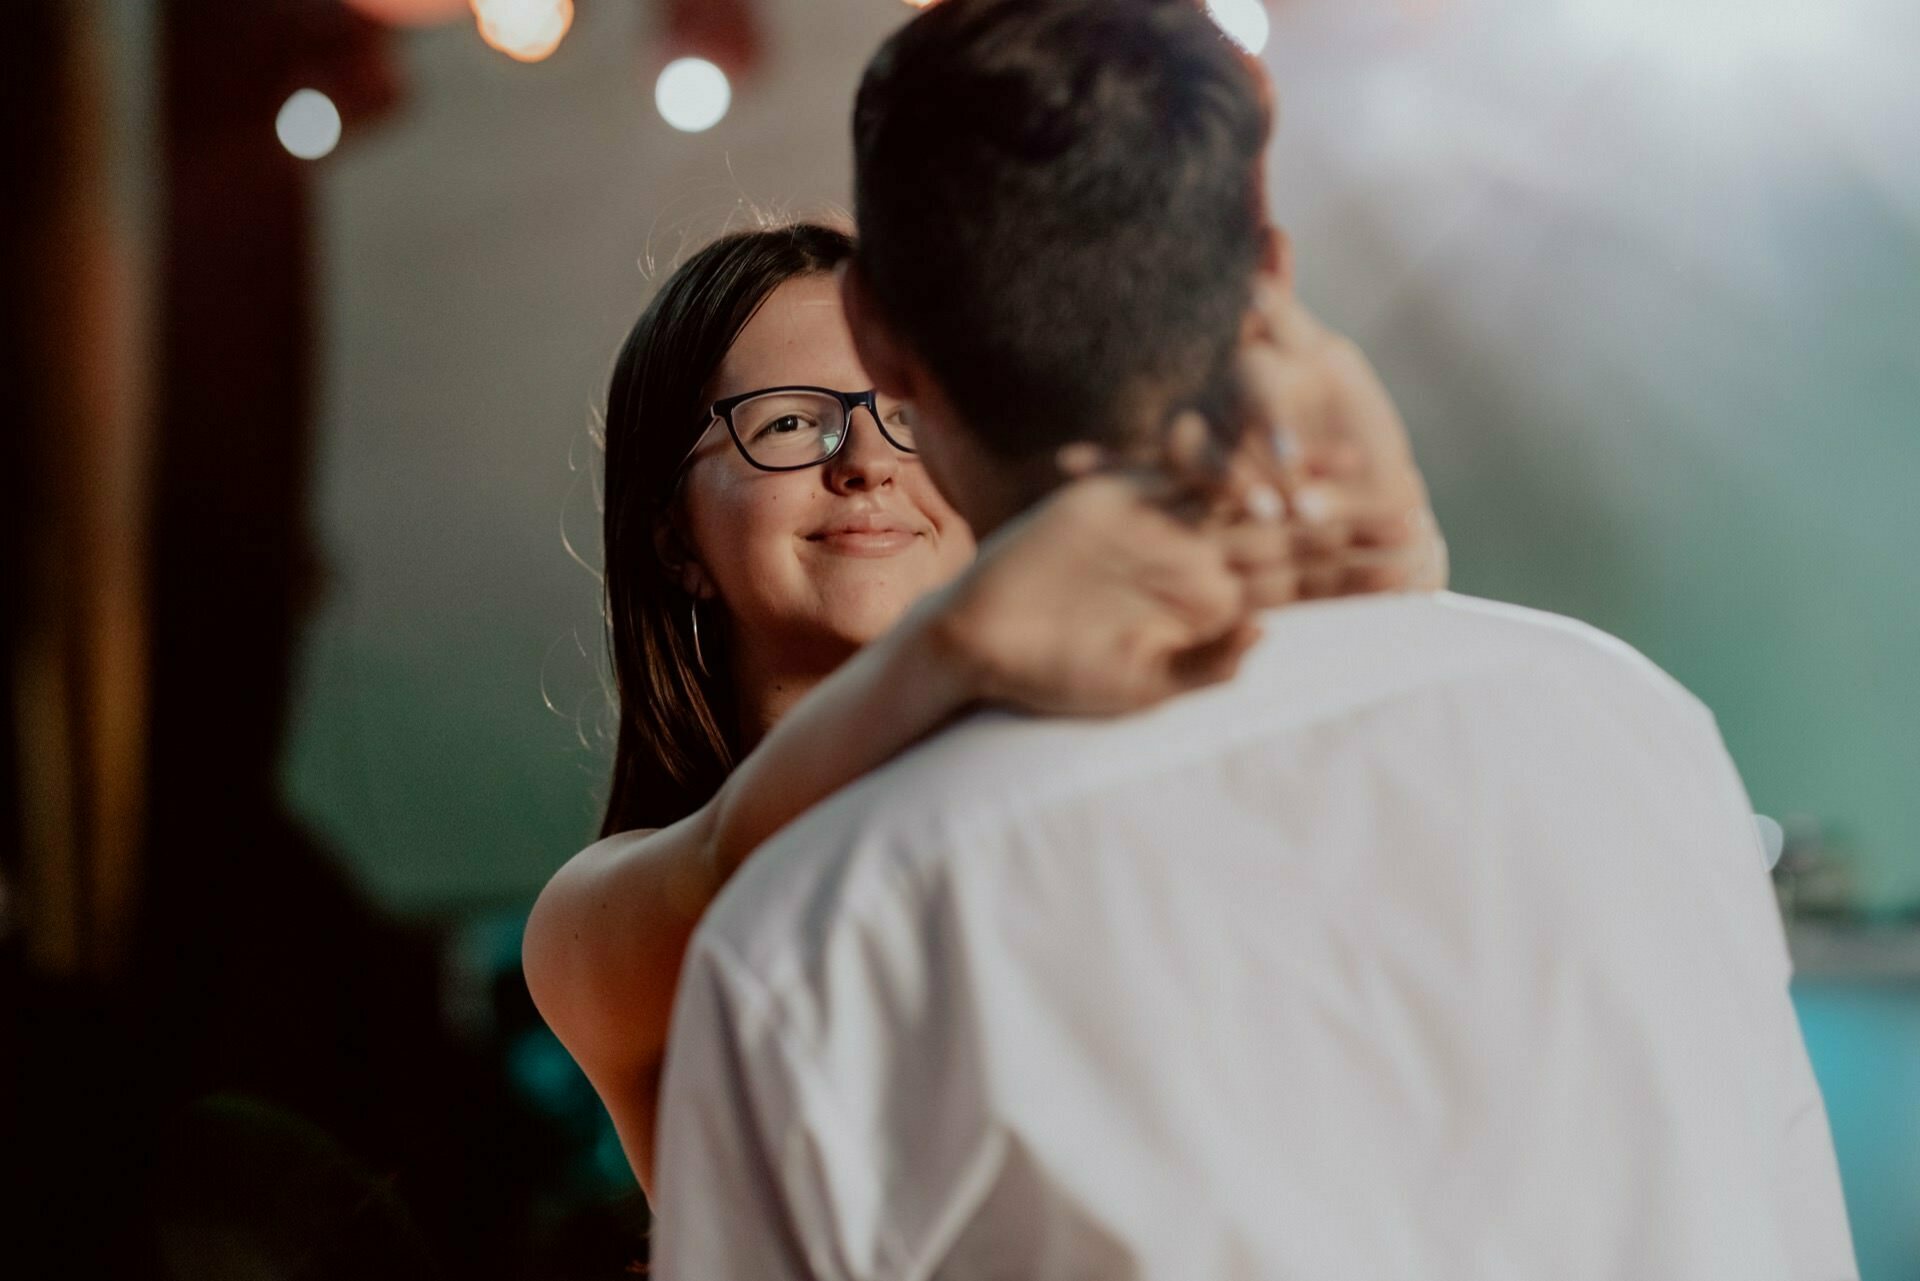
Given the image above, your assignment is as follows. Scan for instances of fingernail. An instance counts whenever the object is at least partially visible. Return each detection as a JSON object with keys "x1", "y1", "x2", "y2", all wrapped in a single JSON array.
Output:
[
  {"x1": 1056, "y1": 442, "x2": 1106, "y2": 477},
  {"x1": 1244, "y1": 483, "x2": 1284, "y2": 522},
  {"x1": 1170, "y1": 413, "x2": 1210, "y2": 462},
  {"x1": 1295, "y1": 485, "x2": 1335, "y2": 524}
]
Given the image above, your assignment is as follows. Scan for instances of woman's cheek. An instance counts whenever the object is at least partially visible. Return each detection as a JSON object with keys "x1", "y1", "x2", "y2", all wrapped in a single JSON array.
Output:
[{"x1": 681, "y1": 477, "x2": 762, "y2": 596}]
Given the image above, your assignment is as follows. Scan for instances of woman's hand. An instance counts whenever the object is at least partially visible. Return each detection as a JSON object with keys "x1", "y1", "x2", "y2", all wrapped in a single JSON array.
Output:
[
  {"x1": 1236, "y1": 279, "x2": 1448, "y2": 597},
  {"x1": 923, "y1": 276, "x2": 1445, "y2": 721},
  {"x1": 923, "y1": 459, "x2": 1279, "y2": 718}
]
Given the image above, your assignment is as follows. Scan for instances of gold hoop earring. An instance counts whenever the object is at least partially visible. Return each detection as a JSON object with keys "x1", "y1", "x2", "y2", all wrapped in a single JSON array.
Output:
[{"x1": 690, "y1": 601, "x2": 708, "y2": 677}]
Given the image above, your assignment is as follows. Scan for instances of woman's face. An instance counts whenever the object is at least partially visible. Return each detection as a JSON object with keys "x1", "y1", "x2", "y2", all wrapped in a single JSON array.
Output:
[{"x1": 677, "y1": 273, "x2": 977, "y2": 668}]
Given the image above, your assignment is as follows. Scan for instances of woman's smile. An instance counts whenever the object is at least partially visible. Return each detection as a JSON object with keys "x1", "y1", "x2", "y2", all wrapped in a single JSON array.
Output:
[{"x1": 805, "y1": 512, "x2": 925, "y2": 557}]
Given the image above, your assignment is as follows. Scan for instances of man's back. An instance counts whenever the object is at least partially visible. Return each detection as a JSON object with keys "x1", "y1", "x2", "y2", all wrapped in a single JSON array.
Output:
[{"x1": 655, "y1": 594, "x2": 1854, "y2": 1280}]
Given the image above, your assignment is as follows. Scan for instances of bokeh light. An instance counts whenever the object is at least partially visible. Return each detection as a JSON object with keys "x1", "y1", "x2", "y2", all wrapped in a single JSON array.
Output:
[
  {"x1": 1206, "y1": 0, "x2": 1271, "y2": 55},
  {"x1": 471, "y1": 0, "x2": 573, "y2": 63},
  {"x1": 342, "y1": 0, "x2": 470, "y2": 26},
  {"x1": 275, "y1": 89, "x2": 342, "y2": 160},
  {"x1": 655, "y1": 57, "x2": 732, "y2": 133}
]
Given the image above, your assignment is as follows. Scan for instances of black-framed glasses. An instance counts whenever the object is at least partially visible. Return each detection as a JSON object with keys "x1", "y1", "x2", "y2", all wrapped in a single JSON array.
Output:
[{"x1": 678, "y1": 386, "x2": 918, "y2": 475}]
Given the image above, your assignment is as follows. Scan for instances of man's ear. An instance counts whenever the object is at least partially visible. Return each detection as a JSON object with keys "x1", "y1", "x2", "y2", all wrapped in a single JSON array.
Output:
[
  {"x1": 1256, "y1": 224, "x2": 1294, "y2": 295},
  {"x1": 837, "y1": 259, "x2": 916, "y2": 400}
]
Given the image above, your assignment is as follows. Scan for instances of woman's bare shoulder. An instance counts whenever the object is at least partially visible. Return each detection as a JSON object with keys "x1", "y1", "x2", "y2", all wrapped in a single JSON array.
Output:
[{"x1": 522, "y1": 830, "x2": 661, "y2": 1010}]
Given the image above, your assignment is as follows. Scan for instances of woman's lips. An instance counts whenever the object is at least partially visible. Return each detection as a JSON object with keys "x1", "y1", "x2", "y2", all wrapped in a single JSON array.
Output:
[{"x1": 806, "y1": 527, "x2": 922, "y2": 557}]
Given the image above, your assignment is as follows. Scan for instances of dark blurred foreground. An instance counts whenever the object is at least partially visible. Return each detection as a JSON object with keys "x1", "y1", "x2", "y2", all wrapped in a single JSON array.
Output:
[{"x1": 3, "y1": 3, "x2": 638, "y2": 1276}]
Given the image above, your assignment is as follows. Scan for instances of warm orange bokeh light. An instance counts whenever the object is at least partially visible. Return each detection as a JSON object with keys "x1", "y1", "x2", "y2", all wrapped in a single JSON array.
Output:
[
  {"x1": 343, "y1": 0, "x2": 471, "y2": 26},
  {"x1": 471, "y1": 0, "x2": 574, "y2": 63}
]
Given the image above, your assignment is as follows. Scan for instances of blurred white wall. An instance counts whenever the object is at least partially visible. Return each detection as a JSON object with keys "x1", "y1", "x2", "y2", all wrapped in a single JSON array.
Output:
[
  {"x1": 288, "y1": 0, "x2": 901, "y2": 911},
  {"x1": 1262, "y1": 0, "x2": 1920, "y2": 910},
  {"x1": 287, "y1": 0, "x2": 1920, "y2": 913}
]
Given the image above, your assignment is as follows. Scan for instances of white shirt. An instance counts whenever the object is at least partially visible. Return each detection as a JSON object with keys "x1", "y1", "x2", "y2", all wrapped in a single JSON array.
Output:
[{"x1": 654, "y1": 594, "x2": 1856, "y2": 1281}]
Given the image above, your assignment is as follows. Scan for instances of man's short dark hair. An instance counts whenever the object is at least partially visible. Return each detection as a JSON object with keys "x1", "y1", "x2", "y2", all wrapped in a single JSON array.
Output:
[{"x1": 853, "y1": 0, "x2": 1271, "y2": 461}]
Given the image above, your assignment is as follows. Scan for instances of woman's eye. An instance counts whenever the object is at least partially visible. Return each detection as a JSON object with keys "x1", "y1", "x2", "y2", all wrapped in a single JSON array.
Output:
[{"x1": 757, "y1": 415, "x2": 815, "y2": 439}]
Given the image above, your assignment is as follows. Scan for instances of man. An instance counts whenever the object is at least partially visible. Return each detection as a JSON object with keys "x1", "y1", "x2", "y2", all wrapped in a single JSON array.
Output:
[{"x1": 652, "y1": 2, "x2": 1856, "y2": 1277}]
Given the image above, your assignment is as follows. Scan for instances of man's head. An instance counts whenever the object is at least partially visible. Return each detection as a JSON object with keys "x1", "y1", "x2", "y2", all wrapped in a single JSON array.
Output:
[{"x1": 843, "y1": 0, "x2": 1274, "y2": 535}]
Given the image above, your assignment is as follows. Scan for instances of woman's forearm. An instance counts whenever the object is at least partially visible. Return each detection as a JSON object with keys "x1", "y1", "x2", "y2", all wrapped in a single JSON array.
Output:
[
  {"x1": 523, "y1": 595, "x2": 981, "y2": 1188},
  {"x1": 702, "y1": 594, "x2": 977, "y2": 881}
]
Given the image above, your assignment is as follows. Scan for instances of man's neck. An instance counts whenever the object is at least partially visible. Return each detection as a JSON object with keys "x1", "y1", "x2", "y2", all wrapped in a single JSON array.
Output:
[{"x1": 956, "y1": 455, "x2": 1067, "y2": 542}]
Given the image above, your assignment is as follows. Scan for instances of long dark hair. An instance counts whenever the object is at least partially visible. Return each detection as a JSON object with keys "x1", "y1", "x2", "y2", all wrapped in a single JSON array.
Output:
[{"x1": 599, "y1": 222, "x2": 856, "y2": 837}]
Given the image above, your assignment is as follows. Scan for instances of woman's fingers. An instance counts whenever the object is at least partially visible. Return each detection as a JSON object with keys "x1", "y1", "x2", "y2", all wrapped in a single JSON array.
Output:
[
  {"x1": 1217, "y1": 518, "x2": 1292, "y2": 576},
  {"x1": 1219, "y1": 434, "x2": 1287, "y2": 525},
  {"x1": 1345, "y1": 508, "x2": 1420, "y2": 550},
  {"x1": 1236, "y1": 342, "x2": 1309, "y2": 478},
  {"x1": 1030, "y1": 280, "x2": 1446, "y2": 714},
  {"x1": 1240, "y1": 561, "x2": 1303, "y2": 612},
  {"x1": 1163, "y1": 411, "x2": 1215, "y2": 478},
  {"x1": 1249, "y1": 274, "x2": 1324, "y2": 352},
  {"x1": 1294, "y1": 538, "x2": 1447, "y2": 599},
  {"x1": 1160, "y1": 542, "x2": 1249, "y2": 636},
  {"x1": 995, "y1": 258, "x2": 1445, "y2": 722},
  {"x1": 1155, "y1": 412, "x2": 1239, "y2": 524},
  {"x1": 1167, "y1": 620, "x2": 1263, "y2": 695},
  {"x1": 1055, "y1": 441, "x2": 1111, "y2": 479}
]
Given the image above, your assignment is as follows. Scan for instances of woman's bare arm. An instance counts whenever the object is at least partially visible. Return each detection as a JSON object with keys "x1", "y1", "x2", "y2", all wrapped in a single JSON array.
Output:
[
  {"x1": 524, "y1": 285, "x2": 1444, "y2": 1196},
  {"x1": 523, "y1": 464, "x2": 1282, "y2": 1192},
  {"x1": 522, "y1": 598, "x2": 981, "y2": 1194}
]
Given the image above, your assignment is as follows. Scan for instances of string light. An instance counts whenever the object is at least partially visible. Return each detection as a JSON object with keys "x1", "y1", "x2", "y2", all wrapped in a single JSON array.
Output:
[
  {"x1": 471, "y1": 0, "x2": 573, "y2": 63},
  {"x1": 1206, "y1": 0, "x2": 1270, "y2": 56},
  {"x1": 341, "y1": 0, "x2": 469, "y2": 25},
  {"x1": 276, "y1": 89, "x2": 342, "y2": 160},
  {"x1": 656, "y1": 57, "x2": 732, "y2": 133}
]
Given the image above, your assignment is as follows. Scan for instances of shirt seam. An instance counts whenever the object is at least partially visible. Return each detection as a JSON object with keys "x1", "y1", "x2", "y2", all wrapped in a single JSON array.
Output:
[
  {"x1": 700, "y1": 636, "x2": 1724, "y2": 1275},
  {"x1": 697, "y1": 931, "x2": 919, "y2": 1280},
  {"x1": 807, "y1": 644, "x2": 1693, "y2": 947}
]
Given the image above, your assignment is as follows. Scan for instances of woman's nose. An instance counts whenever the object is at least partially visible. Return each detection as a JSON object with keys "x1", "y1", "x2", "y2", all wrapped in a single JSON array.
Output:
[{"x1": 824, "y1": 410, "x2": 902, "y2": 493}]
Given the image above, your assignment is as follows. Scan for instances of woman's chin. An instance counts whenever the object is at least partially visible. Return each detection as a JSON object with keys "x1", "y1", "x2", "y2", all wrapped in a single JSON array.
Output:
[
  {"x1": 772, "y1": 541, "x2": 971, "y2": 654},
  {"x1": 823, "y1": 602, "x2": 917, "y2": 649},
  {"x1": 813, "y1": 581, "x2": 937, "y2": 648}
]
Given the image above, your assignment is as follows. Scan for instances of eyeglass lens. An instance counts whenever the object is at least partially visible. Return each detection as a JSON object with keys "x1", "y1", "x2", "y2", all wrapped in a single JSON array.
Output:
[{"x1": 728, "y1": 391, "x2": 916, "y2": 468}]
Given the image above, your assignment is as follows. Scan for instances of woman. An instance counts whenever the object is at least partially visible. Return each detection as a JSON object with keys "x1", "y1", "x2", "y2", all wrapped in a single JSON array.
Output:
[{"x1": 523, "y1": 221, "x2": 1444, "y2": 1194}]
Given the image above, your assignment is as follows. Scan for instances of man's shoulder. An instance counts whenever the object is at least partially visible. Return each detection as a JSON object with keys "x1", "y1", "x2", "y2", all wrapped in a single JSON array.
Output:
[
  {"x1": 695, "y1": 593, "x2": 1707, "y2": 982},
  {"x1": 1145, "y1": 591, "x2": 1710, "y2": 757},
  {"x1": 691, "y1": 704, "x2": 1032, "y2": 983},
  {"x1": 1250, "y1": 592, "x2": 1699, "y2": 698},
  {"x1": 1276, "y1": 591, "x2": 1709, "y2": 718}
]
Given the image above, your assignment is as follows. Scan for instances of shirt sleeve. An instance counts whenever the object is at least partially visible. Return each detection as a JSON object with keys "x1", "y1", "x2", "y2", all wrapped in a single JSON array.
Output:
[
  {"x1": 650, "y1": 935, "x2": 821, "y2": 1281},
  {"x1": 652, "y1": 868, "x2": 1007, "y2": 1281},
  {"x1": 1692, "y1": 720, "x2": 1859, "y2": 1280},
  {"x1": 1770, "y1": 1013, "x2": 1860, "y2": 1280}
]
